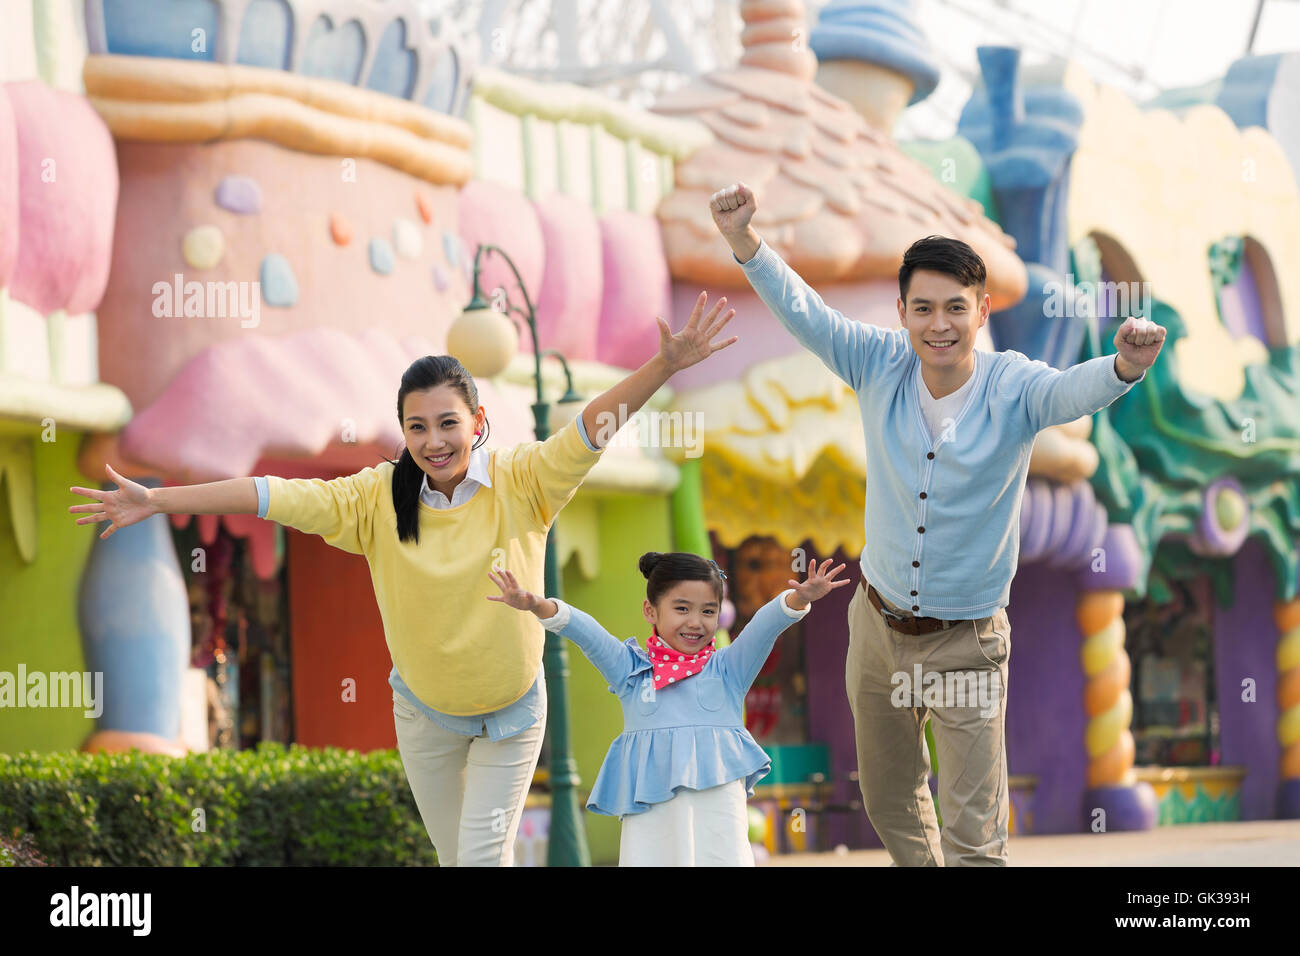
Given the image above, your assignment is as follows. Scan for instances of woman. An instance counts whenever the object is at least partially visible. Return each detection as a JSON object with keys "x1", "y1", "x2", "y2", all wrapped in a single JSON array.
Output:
[{"x1": 69, "y1": 293, "x2": 736, "y2": 866}]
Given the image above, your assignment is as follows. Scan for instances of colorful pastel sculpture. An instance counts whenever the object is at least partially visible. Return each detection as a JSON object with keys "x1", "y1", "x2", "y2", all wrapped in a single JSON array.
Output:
[
  {"x1": 78, "y1": 481, "x2": 191, "y2": 743},
  {"x1": 959, "y1": 46, "x2": 1086, "y2": 367},
  {"x1": 651, "y1": 0, "x2": 1026, "y2": 305}
]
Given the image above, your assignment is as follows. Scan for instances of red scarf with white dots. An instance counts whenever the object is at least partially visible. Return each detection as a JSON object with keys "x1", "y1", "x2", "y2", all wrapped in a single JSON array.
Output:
[{"x1": 646, "y1": 628, "x2": 716, "y2": 690}]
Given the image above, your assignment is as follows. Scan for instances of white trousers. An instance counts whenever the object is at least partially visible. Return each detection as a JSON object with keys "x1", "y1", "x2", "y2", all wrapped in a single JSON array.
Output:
[
  {"x1": 393, "y1": 689, "x2": 546, "y2": 867},
  {"x1": 618, "y1": 780, "x2": 754, "y2": 866}
]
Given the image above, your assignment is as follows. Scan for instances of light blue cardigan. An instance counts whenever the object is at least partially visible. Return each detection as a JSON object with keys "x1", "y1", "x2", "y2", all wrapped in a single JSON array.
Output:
[
  {"x1": 738, "y1": 238, "x2": 1145, "y2": 619},
  {"x1": 539, "y1": 591, "x2": 810, "y2": 818}
]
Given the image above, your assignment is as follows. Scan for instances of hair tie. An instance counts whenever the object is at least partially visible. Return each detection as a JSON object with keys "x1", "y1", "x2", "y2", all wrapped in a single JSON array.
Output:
[{"x1": 707, "y1": 559, "x2": 727, "y2": 581}]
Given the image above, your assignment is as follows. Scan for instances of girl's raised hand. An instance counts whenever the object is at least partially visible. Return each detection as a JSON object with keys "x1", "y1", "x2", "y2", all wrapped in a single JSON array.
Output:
[
  {"x1": 788, "y1": 558, "x2": 851, "y2": 604},
  {"x1": 68, "y1": 464, "x2": 157, "y2": 539},
  {"x1": 656, "y1": 292, "x2": 738, "y2": 373},
  {"x1": 486, "y1": 567, "x2": 541, "y2": 613}
]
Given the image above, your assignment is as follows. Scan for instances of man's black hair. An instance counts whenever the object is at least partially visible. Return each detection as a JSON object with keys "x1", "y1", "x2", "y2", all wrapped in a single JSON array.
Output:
[{"x1": 898, "y1": 235, "x2": 987, "y2": 302}]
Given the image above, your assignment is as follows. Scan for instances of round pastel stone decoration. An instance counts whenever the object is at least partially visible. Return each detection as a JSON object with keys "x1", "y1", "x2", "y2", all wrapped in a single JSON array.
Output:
[
  {"x1": 260, "y1": 253, "x2": 299, "y2": 307},
  {"x1": 182, "y1": 225, "x2": 224, "y2": 269},
  {"x1": 393, "y1": 218, "x2": 423, "y2": 258},
  {"x1": 369, "y1": 238, "x2": 395, "y2": 275},
  {"x1": 214, "y1": 175, "x2": 263, "y2": 214}
]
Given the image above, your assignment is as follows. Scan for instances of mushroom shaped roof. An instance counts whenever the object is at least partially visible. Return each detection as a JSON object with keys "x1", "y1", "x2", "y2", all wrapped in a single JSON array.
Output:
[
  {"x1": 652, "y1": 67, "x2": 1027, "y2": 307},
  {"x1": 809, "y1": 0, "x2": 942, "y2": 105}
]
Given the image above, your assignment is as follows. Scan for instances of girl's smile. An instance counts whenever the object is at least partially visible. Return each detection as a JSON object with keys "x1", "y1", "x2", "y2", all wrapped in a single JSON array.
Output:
[{"x1": 644, "y1": 580, "x2": 722, "y2": 655}]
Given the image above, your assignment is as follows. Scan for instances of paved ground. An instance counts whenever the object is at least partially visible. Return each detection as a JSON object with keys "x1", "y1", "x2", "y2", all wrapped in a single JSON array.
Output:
[{"x1": 758, "y1": 819, "x2": 1300, "y2": 866}]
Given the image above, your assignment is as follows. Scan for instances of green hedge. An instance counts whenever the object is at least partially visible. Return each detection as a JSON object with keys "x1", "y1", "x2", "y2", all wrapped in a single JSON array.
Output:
[{"x1": 0, "y1": 743, "x2": 438, "y2": 866}]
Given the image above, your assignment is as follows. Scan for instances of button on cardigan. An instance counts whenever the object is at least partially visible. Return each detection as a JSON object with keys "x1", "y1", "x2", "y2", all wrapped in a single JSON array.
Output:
[
  {"x1": 737, "y1": 239, "x2": 1144, "y2": 620},
  {"x1": 539, "y1": 590, "x2": 810, "y2": 817}
]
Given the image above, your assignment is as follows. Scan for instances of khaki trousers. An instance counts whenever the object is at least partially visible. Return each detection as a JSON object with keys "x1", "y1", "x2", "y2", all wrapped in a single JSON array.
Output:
[
  {"x1": 845, "y1": 582, "x2": 1010, "y2": 866},
  {"x1": 393, "y1": 689, "x2": 546, "y2": 867}
]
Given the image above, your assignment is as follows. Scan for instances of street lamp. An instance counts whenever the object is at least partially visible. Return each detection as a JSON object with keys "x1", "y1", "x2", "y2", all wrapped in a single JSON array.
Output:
[{"x1": 448, "y1": 243, "x2": 590, "y2": 867}]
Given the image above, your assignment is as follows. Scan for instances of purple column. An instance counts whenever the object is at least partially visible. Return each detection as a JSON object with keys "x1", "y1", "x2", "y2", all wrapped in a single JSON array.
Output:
[{"x1": 1215, "y1": 537, "x2": 1281, "y2": 819}]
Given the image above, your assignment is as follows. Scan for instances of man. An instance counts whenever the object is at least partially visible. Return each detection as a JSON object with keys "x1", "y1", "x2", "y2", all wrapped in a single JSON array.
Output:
[{"x1": 709, "y1": 182, "x2": 1165, "y2": 866}]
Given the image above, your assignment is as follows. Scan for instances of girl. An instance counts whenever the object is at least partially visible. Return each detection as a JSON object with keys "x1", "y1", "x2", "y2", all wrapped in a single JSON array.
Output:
[
  {"x1": 487, "y1": 552, "x2": 850, "y2": 866},
  {"x1": 68, "y1": 293, "x2": 737, "y2": 867}
]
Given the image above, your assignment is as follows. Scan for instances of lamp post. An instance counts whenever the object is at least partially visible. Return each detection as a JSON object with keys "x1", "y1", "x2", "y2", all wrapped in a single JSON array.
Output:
[{"x1": 449, "y1": 243, "x2": 590, "y2": 867}]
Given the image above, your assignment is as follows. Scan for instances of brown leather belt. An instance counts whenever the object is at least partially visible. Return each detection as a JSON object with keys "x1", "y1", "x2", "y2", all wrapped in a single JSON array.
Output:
[{"x1": 861, "y1": 578, "x2": 954, "y2": 636}]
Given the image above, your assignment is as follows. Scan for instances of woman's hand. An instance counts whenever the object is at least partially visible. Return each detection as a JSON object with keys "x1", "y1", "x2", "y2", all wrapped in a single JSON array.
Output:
[
  {"x1": 68, "y1": 464, "x2": 158, "y2": 539},
  {"x1": 580, "y1": 293, "x2": 738, "y2": 448},
  {"x1": 786, "y1": 558, "x2": 851, "y2": 609},
  {"x1": 486, "y1": 568, "x2": 542, "y2": 613},
  {"x1": 656, "y1": 292, "x2": 738, "y2": 373}
]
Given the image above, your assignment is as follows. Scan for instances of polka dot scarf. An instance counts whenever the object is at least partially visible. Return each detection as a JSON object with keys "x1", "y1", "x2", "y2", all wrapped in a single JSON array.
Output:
[{"x1": 646, "y1": 628, "x2": 716, "y2": 691}]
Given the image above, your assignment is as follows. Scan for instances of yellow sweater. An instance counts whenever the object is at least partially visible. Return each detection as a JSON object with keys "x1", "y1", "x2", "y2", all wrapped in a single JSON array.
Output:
[{"x1": 264, "y1": 418, "x2": 602, "y2": 715}]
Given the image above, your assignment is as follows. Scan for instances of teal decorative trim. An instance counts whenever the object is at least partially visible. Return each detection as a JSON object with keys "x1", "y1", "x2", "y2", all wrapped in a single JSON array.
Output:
[
  {"x1": 1156, "y1": 786, "x2": 1241, "y2": 825},
  {"x1": 1208, "y1": 236, "x2": 1244, "y2": 290}
]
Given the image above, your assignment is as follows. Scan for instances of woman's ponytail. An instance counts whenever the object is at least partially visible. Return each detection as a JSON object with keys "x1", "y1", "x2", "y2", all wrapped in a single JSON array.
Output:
[{"x1": 390, "y1": 447, "x2": 426, "y2": 543}]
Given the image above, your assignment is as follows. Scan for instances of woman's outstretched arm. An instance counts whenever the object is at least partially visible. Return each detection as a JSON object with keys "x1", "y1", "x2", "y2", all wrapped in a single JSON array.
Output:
[
  {"x1": 69, "y1": 464, "x2": 257, "y2": 539},
  {"x1": 580, "y1": 290, "x2": 737, "y2": 449}
]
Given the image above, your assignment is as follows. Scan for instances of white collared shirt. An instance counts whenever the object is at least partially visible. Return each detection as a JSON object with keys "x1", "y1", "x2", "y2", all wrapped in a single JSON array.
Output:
[{"x1": 420, "y1": 445, "x2": 493, "y2": 509}]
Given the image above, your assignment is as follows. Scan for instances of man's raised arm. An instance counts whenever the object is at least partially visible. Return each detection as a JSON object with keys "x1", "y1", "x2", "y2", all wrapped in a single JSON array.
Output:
[{"x1": 710, "y1": 182, "x2": 891, "y2": 391}]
